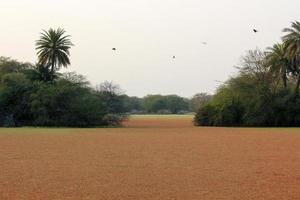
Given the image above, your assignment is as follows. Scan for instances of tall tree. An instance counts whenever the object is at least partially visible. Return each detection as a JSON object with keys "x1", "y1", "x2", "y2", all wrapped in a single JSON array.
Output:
[
  {"x1": 266, "y1": 43, "x2": 290, "y2": 88},
  {"x1": 282, "y1": 21, "x2": 300, "y2": 97},
  {"x1": 35, "y1": 28, "x2": 73, "y2": 81}
]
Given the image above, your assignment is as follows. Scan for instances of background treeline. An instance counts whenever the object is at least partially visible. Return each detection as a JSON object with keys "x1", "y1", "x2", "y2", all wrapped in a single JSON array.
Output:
[
  {"x1": 122, "y1": 93, "x2": 211, "y2": 114},
  {"x1": 0, "y1": 55, "x2": 211, "y2": 127},
  {"x1": 195, "y1": 21, "x2": 300, "y2": 127}
]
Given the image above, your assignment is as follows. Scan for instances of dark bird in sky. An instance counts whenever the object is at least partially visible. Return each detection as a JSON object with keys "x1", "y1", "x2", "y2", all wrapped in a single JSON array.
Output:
[
  {"x1": 202, "y1": 42, "x2": 207, "y2": 45},
  {"x1": 173, "y1": 56, "x2": 176, "y2": 59},
  {"x1": 112, "y1": 48, "x2": 116, "y2": 51},
  {"x1": 253, "y1": 29, "x2": 258, "y2": 33}
]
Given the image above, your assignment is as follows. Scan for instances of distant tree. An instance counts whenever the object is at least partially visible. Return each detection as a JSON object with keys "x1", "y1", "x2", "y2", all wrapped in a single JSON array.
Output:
[
  {"x1": 142, "y1": 94, "x2": 189, "y2": 114},
  {"x1": 142, "y1": 95, "x2": 166, "y2": 113},
  {"x1": 164, "y1": 95, "x2": 189, "y2": 114},
  {"x1": 121, "y1": 95, "x2": 143, "y2": 113},
  {"x1": 35, "y1": 28, "x2": 73, "y2": 81},
  {"x1": 190, "y1": 93, "x2": 212, "y2": 112}
]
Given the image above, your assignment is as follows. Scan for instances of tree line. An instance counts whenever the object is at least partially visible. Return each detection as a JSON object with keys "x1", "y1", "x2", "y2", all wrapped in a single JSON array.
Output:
[
  {"x1": 194, "y1": 21, "x2": 300, "y2": 127},
  {"x1": 0, "y1": 56, "x2": 210, "y2": 127}
]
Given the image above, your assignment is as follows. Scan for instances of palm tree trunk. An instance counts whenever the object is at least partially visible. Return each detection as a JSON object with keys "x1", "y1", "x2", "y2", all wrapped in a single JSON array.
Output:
[
  {"x1": 283, "y1": 75, "x2": 287, "y2": 88},
  {"x1": 51, "y1": 64, "x2": 54, "y2": 82},
  {"x1": 282, "y1": 67, "x2": 288, "y2": 88},
  {"x1": 50, "y1": 56, "x2": 55, "y2": 82},
  {"x1": 294, "y1": 74, "x2": 300, "y2": 99}
]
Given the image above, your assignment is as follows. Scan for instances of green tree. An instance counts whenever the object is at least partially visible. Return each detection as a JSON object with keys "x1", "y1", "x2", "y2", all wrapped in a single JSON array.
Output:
[
  {"x1": 142, "y1": 95, "x2": 167, "y2": 113},
  {"x1": 120, "y1": 95, "x2": 143, "y2": 113},
  {"x1": 35, "y1": 28, "x2": 73, "y2": 81},
  {"x1": 164, "y1": 95, "x2": 189, "y2": 114}
]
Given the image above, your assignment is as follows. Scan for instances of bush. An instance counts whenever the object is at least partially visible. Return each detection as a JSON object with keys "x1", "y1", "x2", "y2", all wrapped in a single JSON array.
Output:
[
  {"x1": 102, "y1": 114, "x2": 128, "y2": 126},
  {"x1": 194, "y1": 104, "x2": 217, "y2": 126},
  {"x1": 2, "y1": 115, "x2": 16, "y2": 127}
]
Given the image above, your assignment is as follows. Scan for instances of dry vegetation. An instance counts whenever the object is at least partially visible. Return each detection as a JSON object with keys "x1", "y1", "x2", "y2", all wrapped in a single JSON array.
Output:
[{"x1": 0, "y1": 115, "x2": 300, "y2": 200}]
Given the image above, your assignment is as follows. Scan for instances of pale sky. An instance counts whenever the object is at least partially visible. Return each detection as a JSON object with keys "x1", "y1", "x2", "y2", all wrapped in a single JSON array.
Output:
[{"x1": 0, "y1": 0, "x2": 299, "y2": 97}]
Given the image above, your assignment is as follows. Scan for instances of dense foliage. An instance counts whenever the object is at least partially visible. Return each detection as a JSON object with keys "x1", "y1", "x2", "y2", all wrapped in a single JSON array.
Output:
[
  {"x1": 195, "y1": 21, "x2": 300, "y2": 127},
  {"x1": 120, "y1": 94, "x2": 200, "y2": 114},
  {"x1": 142, "y1": 95, "x2": 189, "y2": 114},
  {"x1": 0, "y1": 57, "x2": 127, "y2": 127}
]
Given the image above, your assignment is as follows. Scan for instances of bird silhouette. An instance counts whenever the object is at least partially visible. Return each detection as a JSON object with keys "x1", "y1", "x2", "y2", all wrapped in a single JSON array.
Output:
[
  {"x1": 253, "y1": 29, "x2": 258, "y2": 33},
  {"x1": 112, "y1": 48, "x2": 116, "y2": 51},
  {"x1": 202, "y1": 42, "x2": 207, "y2": 45},
  {"x1": 173, "y1": 56, "x2": 176, "y2": 59}
]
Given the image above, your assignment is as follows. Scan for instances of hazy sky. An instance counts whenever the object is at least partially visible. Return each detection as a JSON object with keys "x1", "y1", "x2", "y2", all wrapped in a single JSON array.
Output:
[{"x1": 1, "y1": 0, "x2": 299, "y2": 97}]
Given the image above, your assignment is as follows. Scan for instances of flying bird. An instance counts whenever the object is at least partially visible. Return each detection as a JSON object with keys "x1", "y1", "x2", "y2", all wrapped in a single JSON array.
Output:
[
  {"x1": 253, "y1": 29, "x2": 258, "y2": 33},
  {"x1": 112, "y1": 48, "x2": 116, "y2": 51},
  {"x1": 202, "y1": 42, "x2": 207, "y2": 45},
  {"x1": 173, "y1": 56, "x2": 176, "y2": 59}
]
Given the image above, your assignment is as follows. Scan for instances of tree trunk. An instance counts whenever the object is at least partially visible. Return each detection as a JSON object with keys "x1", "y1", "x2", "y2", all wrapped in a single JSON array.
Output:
[
  {"x1": 282, "y1": 65, "x2": 288, "y2": 88},
  {"x1": 50, "y1": 56, "x2": 55, "y2": 82},
  {"x1": 283, "y1": 75, "x2": 287, "y2": 88},
  {"x1": 294, "y1": 74, "x2": 300, "y2": 99}
]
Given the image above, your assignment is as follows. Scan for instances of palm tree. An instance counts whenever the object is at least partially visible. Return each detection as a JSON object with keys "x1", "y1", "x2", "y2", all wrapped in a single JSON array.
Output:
[
  {"x1": 282, "y1": 21, "x2": 300, "y2": 97},
  {"x1": 35, "y1": 28, "x2": 73, "y2": 81},
  {"x1": 266, "y1": 43, "x2": 290, "y2": 88}
]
